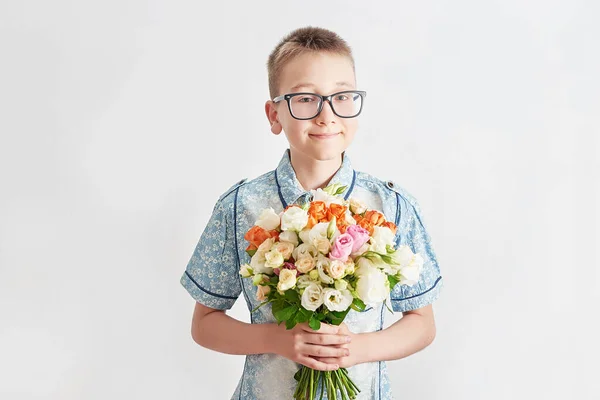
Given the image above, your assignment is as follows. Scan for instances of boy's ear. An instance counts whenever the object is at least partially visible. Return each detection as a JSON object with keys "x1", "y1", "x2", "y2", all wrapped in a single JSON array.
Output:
[{"x1": 265, "y1": 100, "x2": 282, "y2": 135}]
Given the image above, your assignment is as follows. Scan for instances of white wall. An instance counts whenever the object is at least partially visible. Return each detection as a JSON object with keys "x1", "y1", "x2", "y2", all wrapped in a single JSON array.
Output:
[{"x1": 1, "y1": 1, "x2": 598, "y2": 399}]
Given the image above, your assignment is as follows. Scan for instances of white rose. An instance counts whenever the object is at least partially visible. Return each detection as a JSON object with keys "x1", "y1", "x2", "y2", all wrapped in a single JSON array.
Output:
[
  {"x1": 323, "y1": 288, "x2": 354, "y2": 312},
  {"x1": 279, "y1": 230, "x2": 299, "y2": 247},
  {"x1": 310, "y1": 188, "x2": 344, "y2": 206},
  {"x1": 355, "y1": 267, "x2": 390, "y2": 306},
  {"x1": 308, "y1": 222, "x2": 329, "y2": 242},
  {"x1": 293, "y1": 243, "x2": 318, "y2": 261},
  {"x1": 275, "y1": 241, "x2": 294, "y2": 260},
  {"x1": 281, "y1": 207, "x2": 309, "y2": 232},
  {"x1": 369, "y1": 226, "x2": 395, "y2": 254},
  {"x1": 349, "y1": 197, "x2": 367, "y2": 215},
  {"x1": 256, "y1": 284, "x2": 271, "y2": 301},
  {"x1": 256, "y1": 208, "x2": 280, "y2": 231},
  {"x1": 301, "y1": 283, "x2": 324, "y2": 311},
  {"x1": 277, "y1": 268, "x2": 297, "y2": 292},
  {"x1": 398, "y1": 253, "x2": 424, "y2": 286},
  {"x1": 250, "y1": 251, "x2": 270, "y2": 274},
  {"x1": 328, "y1": 259, "x2": 346, "y2": 280},
  {"x1": 265, "y1": 248, "x2": 284, "y2": 269},
  {"x1": 295, "y1": 256, "x2": 316, "y2": 274},
  {"x1": 391, "y1": 245, "x2": 416, "y2": 267},
  {"x1": 317, "y1": 262, "x2": 334, "y2": 284},
  {"x1": 239, "y1": 263, "x2": 252, "y2": 278}
]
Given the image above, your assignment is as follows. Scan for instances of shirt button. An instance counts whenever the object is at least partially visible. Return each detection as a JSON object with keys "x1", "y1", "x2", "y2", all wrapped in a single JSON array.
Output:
[{"x1": 386, "y1": 181, "x2": 395, "y2": 188}]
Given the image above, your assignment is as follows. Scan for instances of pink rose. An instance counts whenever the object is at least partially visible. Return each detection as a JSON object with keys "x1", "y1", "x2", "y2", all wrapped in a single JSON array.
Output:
[
  {"x1": 346, "y1": 225, "x2": 371, "y2": 253},
  {"x1": 329, "y1": 233, "x2": 354, "y2": 262}
]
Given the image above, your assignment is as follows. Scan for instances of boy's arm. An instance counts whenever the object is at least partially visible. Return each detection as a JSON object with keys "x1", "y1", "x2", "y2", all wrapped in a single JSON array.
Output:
[
  {"x1": 190, "y1": 302, "x2": 348, "y2": 371},
  {"x1": 191, "y1": 301, "x2": 273, "y2": 355}
]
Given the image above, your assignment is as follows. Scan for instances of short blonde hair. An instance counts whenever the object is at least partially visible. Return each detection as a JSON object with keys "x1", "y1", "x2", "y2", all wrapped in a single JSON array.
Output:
[{"x1": 267, "y1": 26, "x2": 355, "y2": 99}]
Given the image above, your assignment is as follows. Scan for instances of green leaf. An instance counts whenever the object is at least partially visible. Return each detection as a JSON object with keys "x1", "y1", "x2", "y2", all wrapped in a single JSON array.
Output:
[
  {"x1": 284, "y1": 289, "x2": 299, "y2": 304},
  {"x1": 334, "y1": 186, "x2": 347, "y2": 195},
  {"x1": 388, "y1": 274, "x2": 400, "y2": 289},
  {"x1": 296, "y1": 308, "x2": 312, "y2": 323},
  {"x1": 246, "y1": 249, "x2": 257, "y2": 257},
  {"x1": 274, "y1": 305, "x2": 297, "y2": 322},
  {"x1": 309, "y1": 316, "x2": 321, "y2": 331},
  {"x1": 352, "y1": 298, "x2": 366, "y2": 311},
  {"x1": 286, "y1": 313, "x2": 298, "y2": 330},
  {"x1": 251, "y1": 300, "x2": 271, "y2": 313}
]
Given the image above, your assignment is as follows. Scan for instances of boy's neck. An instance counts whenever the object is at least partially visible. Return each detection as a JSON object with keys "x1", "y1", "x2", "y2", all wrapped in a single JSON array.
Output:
[{"x1": 288, "y1": 148, "x2": 343, "y2": 191}]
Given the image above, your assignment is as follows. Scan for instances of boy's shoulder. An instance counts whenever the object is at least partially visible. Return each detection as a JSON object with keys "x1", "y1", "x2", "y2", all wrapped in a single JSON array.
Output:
[{"x1": 215, "y1": 170, "x2": 274, "y2": 203}]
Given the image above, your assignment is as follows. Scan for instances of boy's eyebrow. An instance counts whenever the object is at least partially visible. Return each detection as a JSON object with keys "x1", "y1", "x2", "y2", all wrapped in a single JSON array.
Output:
[{"x1": 289, "y1": 81, "x2": 355, "y2": 92}]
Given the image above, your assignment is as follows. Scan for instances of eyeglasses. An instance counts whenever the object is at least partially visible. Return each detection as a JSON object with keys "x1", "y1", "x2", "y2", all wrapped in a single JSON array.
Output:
[{"x1": 273, "y1": 90, "x2": 367, "y2": 120}]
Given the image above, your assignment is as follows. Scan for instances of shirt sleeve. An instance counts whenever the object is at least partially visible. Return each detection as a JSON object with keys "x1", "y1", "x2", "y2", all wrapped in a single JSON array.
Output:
[
  {"x1": 390, "y1": 197, "x2": 443, "y2": 312},
  {"x1": 179, "y1": 196, "x2": 242, "y2": 310}
]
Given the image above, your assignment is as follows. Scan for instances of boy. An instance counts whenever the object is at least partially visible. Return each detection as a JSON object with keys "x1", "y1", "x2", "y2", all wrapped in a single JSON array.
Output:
[{"x1": 180, "y1": 26, "x2": 443, "y2": 400}]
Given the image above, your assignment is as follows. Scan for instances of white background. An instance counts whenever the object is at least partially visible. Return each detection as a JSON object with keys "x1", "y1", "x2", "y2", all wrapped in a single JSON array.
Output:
[{"x1": 1, "y1": 1, "x2": 598, "y2": 399}]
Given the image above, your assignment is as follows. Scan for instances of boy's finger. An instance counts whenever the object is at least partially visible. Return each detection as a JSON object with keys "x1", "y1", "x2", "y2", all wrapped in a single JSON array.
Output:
[
  {"x1": 300, "y1": 356, "x2": 339, "y2": 372},
  {"x1": 301, "y1": 322, "x2": 339, "y2": 334}
]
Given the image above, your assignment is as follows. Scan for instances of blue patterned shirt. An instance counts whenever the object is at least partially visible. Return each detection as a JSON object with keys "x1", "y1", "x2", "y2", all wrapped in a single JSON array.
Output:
[{"x1": 180, "y1": 148, "x2": 443, "y2": 399}]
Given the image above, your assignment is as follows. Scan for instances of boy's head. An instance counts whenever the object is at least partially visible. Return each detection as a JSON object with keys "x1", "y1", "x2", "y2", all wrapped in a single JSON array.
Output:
[{"x1": 265, "y1": 27, "x2": 365, "y2": 163}]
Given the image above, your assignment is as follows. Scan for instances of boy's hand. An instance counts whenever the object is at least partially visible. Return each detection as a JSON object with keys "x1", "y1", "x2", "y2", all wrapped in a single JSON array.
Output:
[
  {"x1": 311, "y1": 322, "x2": 361, "y2": 369},
  {"x1": 272, "y1": 322, "x2": 352, "y2": 371}
]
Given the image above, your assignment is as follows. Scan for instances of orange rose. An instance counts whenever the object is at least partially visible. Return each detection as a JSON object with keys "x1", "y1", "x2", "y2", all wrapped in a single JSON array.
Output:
[
  {"x1": 357, "y1": 219, "x2": 375, "y2": 236},
  {"x1": 364, "y1": 210, "x2": 386, "y2": 226},
  {"x1": 244, "y1": 225, "x2": 272, "y2": 248},
  {"x1": 336, "y1": 219, "x2": 350, "y2": 234},
  {"x1": 268, "y1": 229, "x2": 280, "y2": 242},
  {"x1": 306, "y1": 214, "x2": 319, "y2": 230},
  {"x1": 308, "y1": 201, "x2": 328, "y2": 221},
  {"x1": 327, "y1": 203, "x2": 347, "y2": 222},
  {"x1": 381, "y1": 221, "x2": 397, "y2": 235}
]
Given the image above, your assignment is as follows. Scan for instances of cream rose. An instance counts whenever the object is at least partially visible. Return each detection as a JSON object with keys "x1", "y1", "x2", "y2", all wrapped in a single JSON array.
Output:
[
  {"x1": 281, "y1": 207, "x2": 309, "y2": 232},
  {"x1": 257, "y1": 237, "x2": 276, "y2": 253},
  {"x1": 301, "y1": 283, "x2": 324, "y2": 311},
  {"x1": 327, "y1": 259, "x2": 346, "y2": 280},
  {"x1": 277, "y1": 268, "x2": 297, "y2": 292},
  {"x1": 275, "y1": 241, "x2": 294, "y2": 260},
  {"x1": 256, "y1": 207, "x2": 280, "y2": 231},
  {"x1": 349, "y1": 197, "x2": 367, "y2": 215},
  {"x1": 292, "y1": 243, "x2": 318, "y2": 261},
  {"x1": 256, "y1": 284, "x2": 271, "y2": 301},
  {"x1": 265, "y1": 248, "x2": 284, "y2": 269},
  {"x1": 295, "y1": 256, "x2": 316, "y2": 274}
]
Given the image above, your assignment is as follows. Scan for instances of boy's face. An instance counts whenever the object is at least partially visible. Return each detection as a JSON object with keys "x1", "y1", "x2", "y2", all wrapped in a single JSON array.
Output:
[{"x1": 266, "y1": 52, "x2": 359, "y2": 162}]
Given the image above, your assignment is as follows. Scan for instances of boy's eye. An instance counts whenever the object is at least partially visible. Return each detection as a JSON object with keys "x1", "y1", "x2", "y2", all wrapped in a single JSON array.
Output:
[
  {"x1": 298, "y1": 96, "x2": 316, "y2": 103},
  {"x1": 334, "y1": 94, "x2": 350, "y2": 101}
]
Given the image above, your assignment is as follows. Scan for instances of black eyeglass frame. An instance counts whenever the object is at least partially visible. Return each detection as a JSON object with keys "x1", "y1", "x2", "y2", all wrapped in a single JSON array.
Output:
[{"x1": 272, "y1": 90, "x2": 367, "y2": 120}]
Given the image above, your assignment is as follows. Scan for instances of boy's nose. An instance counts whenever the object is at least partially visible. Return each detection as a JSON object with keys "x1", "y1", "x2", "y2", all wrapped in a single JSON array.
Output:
[{"x1": 315, "y1": 100, "x2": 336, "y2": 125}]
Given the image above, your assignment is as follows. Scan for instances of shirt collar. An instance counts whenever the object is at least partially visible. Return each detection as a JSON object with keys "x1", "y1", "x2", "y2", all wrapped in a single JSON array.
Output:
[{"x1": 274, "y1": 148, "x2": 356, "y2": 208}]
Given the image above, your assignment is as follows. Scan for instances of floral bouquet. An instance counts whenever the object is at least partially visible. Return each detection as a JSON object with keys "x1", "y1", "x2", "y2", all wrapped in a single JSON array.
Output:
[{"x1": 239, "y1": 184, "x2": 424, "y2": 400}]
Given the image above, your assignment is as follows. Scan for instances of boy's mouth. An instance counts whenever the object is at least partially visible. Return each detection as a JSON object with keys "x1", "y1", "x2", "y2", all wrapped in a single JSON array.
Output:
[{"x1": 309, "y1": 132, "x2": 340, "y2": 139}]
